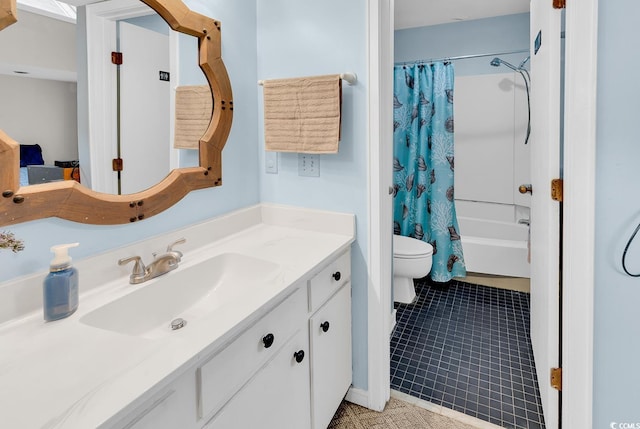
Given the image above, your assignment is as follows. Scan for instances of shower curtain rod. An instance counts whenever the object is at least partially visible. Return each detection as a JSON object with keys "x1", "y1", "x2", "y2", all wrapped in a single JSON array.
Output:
[{"x1": 395, "y1": 48, "x2": 529, "y2": 66}]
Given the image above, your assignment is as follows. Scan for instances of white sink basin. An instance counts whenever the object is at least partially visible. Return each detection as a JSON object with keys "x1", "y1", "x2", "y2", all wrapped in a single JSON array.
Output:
[{"x1": 80, "y1": 253, "x2": 283, "y2": 339}]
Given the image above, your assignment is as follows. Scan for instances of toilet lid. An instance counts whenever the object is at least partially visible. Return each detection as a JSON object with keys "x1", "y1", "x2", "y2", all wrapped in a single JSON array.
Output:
[{"x1": 393, "y1": 235, "x2": 433, "y2": 258}]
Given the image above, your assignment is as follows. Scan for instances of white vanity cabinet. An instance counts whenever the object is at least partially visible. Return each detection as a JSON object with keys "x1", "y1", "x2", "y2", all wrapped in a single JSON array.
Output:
[
  {"x1": 308, "y1": 250, "x2": 352, "y2": 429},
  {"x1": 113, "y1": 250, "x2": 352, "y2": 429}
]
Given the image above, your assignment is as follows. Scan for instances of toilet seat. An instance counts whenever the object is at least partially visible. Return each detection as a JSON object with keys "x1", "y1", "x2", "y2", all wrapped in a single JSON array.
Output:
[{"x1": 393, "y1": 235, "x2": 433, "y2": 258}]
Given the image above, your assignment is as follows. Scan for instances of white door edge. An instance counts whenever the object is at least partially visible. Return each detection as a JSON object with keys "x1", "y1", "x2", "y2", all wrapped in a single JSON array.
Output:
[
  {"x1": 562, "y1": 1, "x2": 598, "y2": 427},
  {"x1": 366, "y1": 0, "x2": 394, "y2": 412},
  {"x1": 168, "y1": 30, "x2": 180, "y2": 171}
]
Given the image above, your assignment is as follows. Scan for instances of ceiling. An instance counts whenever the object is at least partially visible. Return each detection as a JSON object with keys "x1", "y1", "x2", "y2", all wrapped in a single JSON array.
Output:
[{"x1": 395, "y1": 0, "x2": 530, "y2": 30}]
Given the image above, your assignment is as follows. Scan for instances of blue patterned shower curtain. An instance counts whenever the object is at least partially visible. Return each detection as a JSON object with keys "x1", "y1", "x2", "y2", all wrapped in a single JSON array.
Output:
[{"x1": 393, "y1": 62, "x2": 466, "y2": 282}]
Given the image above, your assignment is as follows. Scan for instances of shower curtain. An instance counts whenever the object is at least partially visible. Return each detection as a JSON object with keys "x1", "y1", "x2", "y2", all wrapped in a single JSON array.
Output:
[{"x1": 393, "y1": 62, "x2": 466, "y2": 282}]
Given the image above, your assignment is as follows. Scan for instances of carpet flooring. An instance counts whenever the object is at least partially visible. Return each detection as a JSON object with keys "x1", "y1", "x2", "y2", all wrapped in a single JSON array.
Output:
[{"x1": 329, "y1": 397, "x2": 481, "y2": 429}]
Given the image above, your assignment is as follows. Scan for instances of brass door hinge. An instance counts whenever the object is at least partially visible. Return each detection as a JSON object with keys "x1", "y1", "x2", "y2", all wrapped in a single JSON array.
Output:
[
  {"x1": 550, "y1": 367, "x2": 562, "y2": 391},
  {"x1": 112, "y1": 158, "x2": 123, "y2": 172},
  {"x1": 551, "y1": 179, "x2": 563, "y2": 202},
  {"x1": 553, "y1": 0, "x2": 566, "y2": 9},
  {"x1": 111, "y1": 51, "x2": 123, "y2": 65}
]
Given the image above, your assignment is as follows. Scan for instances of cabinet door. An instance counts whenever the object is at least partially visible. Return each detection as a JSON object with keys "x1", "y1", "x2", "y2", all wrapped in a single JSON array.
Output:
[
  {"x1": 309, "y1": 283, "x2": 352, "y2": 429},
  {"x1": 204, "y1": 329, "x2": 311, "y2": 429}
]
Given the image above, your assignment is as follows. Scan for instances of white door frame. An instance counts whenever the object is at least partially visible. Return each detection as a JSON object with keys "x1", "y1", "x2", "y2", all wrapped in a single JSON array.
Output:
[
  {"x1": 363, "y1": 0, "x2": 597, "y2": 425},
  {"x1": 84, "y1": 0, "x2": 179, "y2": 194},
  {"x1": 350, "y1": 0, "x2": 395, "y2": 412},
  {"x1": 561, "y1": 1, "x2": 597, "y2": 427}
]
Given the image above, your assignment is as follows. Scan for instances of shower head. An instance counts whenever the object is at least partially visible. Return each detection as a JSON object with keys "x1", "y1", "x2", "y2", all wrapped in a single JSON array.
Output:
[
  {"x1": 489, "y1": 57, "x2": 519, "y2": 71},
  {"x1": 518, "y1": 56, "x2": 530, "y2": 69}
]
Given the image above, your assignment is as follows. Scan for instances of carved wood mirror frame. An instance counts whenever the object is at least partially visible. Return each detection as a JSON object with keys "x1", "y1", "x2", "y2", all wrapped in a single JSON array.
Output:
[{"x1": 0, "y1": 0, "x2": 232, "y2": 226}]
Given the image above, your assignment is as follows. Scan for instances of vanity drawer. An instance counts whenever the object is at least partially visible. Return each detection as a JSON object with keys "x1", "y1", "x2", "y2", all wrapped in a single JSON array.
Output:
[
  {"x1": 197, "y1": 286, "x2": 306, "y2": 421},
  {"x1": 308, "y1": 250, "x2": 350, "y2": 312}
]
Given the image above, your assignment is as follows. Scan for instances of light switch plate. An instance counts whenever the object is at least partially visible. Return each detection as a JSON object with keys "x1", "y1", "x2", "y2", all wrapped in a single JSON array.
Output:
[
  {"x1": 298, "y1": 154, "x2": 320, "y2": 177},
  {"x1": 265, "y1": 152, "x2": 278, "y2": 174}
]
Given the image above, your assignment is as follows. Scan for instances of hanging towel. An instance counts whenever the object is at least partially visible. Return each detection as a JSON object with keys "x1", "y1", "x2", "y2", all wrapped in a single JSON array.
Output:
[
  {"x1": 174, "y1": 85, "x2": 213, "y2": 150},
  {"x1": 263, "y1": 74, "x2": 342, "y2": 154}
]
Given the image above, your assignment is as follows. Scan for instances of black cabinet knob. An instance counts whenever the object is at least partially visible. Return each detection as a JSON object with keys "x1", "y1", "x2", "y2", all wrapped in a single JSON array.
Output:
[
  {"x1": 293, "y1": 350, "x2": 305, "y2": 363},
  {"x1": 320, "y1": 321, "x2": 330, "y2": 332},
  {"x1": 262, "y1": 333, "x2": 274, "y2": 348},
  {"x1": 332, "y1": 271, "x2": 341, "y2": 281}
]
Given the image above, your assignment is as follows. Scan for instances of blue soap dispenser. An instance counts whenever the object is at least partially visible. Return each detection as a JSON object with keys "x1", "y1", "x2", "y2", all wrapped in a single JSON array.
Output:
[{"x1": 43, "y1": 243, "x2": 79, "y2": 322}]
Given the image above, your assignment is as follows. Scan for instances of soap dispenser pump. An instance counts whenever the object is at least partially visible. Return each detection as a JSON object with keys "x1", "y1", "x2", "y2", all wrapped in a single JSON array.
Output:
[{"x1": 43, "y1": 243, "x2": 79, "y2": 322}]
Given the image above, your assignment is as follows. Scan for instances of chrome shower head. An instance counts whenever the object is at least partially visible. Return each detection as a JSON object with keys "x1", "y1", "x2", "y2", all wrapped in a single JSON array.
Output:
[
  {"x1": 490, "y1": 57, "x2": 519, "y2": 71},
  {"x1": 491, "y1": 56, "x2": 529, "y2": 72}
]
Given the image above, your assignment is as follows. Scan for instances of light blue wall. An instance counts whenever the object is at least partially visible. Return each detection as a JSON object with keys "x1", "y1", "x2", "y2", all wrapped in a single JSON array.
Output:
[
  {"x1": 256, "y1": 0, "x2": 369, "y2": 389},
  {"x1": 395, "y1": 13, "x2": 530, "y2": 76},
  {"x1": 594, "y1": 0, "x2": 640, "y2": 424},
  {"x1": 0, "y1": 0, "x2": 259, "y2": 283}
]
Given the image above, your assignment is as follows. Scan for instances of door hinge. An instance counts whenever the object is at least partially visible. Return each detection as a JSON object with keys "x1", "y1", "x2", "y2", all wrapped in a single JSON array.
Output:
[
  {"x1": 553, "y1": 0, "x2": 566, "y2": 9},
  {"x1": 551, "y1": 179, "x2": 563, "y2": 202},
  {"x1": 550, "y1": 367, "x2": 562, "y2": 391},
  {"x1": 111, "y1": 51, "x2": 123, "y2": 65},
  {"x1": 112, "y1": 158, "x2": 123, "y2": 172}
]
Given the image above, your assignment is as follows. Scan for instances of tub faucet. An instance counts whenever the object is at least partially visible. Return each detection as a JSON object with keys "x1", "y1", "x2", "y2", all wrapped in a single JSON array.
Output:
[{"x1": 118, "y1": 238, "x2": 186, "y2": 284}]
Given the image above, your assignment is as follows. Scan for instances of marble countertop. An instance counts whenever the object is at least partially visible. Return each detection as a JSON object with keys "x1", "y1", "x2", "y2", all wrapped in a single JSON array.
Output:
[{"x1": 0, "y1": 204, "x2": 355, "y2": 428}]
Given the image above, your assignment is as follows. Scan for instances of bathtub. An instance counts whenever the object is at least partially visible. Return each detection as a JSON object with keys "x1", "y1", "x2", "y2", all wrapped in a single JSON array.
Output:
[{"x1": 456, "y1": 204, "x2": 530, "y2": 278}]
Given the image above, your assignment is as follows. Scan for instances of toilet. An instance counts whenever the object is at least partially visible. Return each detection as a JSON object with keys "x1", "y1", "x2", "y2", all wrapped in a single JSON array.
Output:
[{"x1": 393, "y1": 235, "x2": 434, "y2": 304}]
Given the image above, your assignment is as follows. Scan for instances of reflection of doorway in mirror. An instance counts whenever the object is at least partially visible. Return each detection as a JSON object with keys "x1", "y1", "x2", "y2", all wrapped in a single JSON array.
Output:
[{"x1": 118, "y1": 20, "x2": 169, "y2": 195}]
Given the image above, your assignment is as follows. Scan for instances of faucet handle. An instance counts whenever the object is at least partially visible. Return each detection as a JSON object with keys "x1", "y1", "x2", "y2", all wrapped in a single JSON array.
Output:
[
  {"x1": 166, "y1": 238, "x2": 186, "y2": 258},
  {"x1": 118, "y1": 255, "x2": 146, "y2": 276}
]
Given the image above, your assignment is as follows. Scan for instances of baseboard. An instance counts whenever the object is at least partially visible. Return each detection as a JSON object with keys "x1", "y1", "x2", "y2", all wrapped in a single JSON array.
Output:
[
  {"x1": 390, "y1": 309, "x2": 397, "y2": 335},
  {"x1": 345, "y1": 387, "x2": 369, "y2": 409}
]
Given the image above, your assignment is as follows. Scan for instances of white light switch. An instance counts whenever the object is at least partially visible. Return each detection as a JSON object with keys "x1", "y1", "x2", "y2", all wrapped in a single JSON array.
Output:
[{"x1": 265, "y1": 152, "x2": 278, "y2": 174}]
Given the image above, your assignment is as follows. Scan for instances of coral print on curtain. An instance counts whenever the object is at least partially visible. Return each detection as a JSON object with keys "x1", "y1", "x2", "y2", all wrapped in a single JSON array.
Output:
[{"x1": 393, "y1": 62, "x2": 466, "y2": 282}]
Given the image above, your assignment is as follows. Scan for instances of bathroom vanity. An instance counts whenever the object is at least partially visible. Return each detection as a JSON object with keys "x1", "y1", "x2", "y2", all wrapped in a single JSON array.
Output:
[{"x1": 0, "y1": 204, "x2": 355, "y2": 429}]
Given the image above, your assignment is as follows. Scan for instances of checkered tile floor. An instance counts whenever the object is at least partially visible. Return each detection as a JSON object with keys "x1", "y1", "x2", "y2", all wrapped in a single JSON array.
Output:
[{"x1": 390, "y1": 279, "x2": 546, "y2": 429}]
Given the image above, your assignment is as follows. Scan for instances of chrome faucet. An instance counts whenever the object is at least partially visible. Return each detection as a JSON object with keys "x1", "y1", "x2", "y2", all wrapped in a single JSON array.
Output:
[{"x1": 118, "y1": 238, "x2": 186, "y2": 284}]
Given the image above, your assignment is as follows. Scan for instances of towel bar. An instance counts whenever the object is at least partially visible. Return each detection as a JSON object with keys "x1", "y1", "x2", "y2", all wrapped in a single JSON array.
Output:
[{"x1": 258, "y1": 72, "x2": 357, "y2": 86}]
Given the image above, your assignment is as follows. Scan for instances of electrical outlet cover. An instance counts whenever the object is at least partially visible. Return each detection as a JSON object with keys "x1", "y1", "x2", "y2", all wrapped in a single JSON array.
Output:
[{"x1": 298, "y1": 154, "x2": 320, "y2": 177}]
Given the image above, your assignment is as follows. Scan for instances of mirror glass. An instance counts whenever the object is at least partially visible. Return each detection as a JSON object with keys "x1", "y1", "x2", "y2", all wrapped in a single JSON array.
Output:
[{"x1": 0, "y1": 2, "x2": 208, "y2": 195}]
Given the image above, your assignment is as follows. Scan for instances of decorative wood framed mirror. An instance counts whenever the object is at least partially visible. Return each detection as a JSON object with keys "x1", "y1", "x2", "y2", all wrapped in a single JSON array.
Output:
[
  {"x1": 0, "y1": 0, "x2": 16, "y2": 31},
  {"x1": 0, "y1": 0, "x2": 232, "y2": 226}
]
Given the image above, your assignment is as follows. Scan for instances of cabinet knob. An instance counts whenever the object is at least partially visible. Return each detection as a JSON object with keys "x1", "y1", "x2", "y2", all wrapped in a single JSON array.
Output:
[
  {"x1": 320, "y1": 321, "x2": 330, "y2": 332},
  {"x1": 262, "y1": 333, "x2": 275, "y2": 348},
  {"x1": 332, "y1": 271, "x2": 341, "y2": 281},
  {"x1": 293, "y1": 350, "x2": 305, "y2": 363}
]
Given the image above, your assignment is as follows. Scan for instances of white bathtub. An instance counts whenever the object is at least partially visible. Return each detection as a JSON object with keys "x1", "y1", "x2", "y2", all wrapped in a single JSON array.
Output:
[{"x1": 457, "y1": 211, "x2": 530, "y2": 278}]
